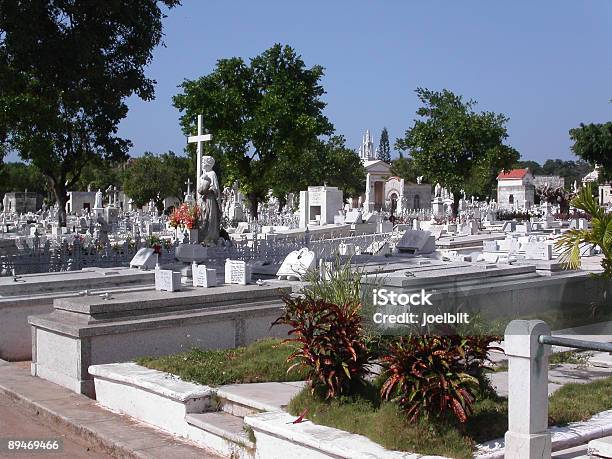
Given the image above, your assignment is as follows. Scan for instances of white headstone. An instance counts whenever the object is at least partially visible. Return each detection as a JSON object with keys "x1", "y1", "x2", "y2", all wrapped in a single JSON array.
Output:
[
  {"x1": 338, "y1": 242, "x2": 356, "y2": 256},
  {"x1": 396, "y1": 230, "x2": 435, "y2": 255},
  {"x1": 130, "y1": 248, "x2": 157, "y2": 270},
  {"x1": 154, "y1": 268, "x2": 181, "y2": 292},
  {"x1": 276, "y1": 248, "x2": 316, "y2": 280},
  {"x1": 345, "y1": 210, "x2": 362, "y2": 224},
  {"x1": 524, "y1": 242, "x2": 553, "y2": 260},
  {"x1": 225, "y1": 259, "x2": 251, "y2": 285},
  {"x1": 192, "y1": 263, "x2": 217, "y2": 288}
]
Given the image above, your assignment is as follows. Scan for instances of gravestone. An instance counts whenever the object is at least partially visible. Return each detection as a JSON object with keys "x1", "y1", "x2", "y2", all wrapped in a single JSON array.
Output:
[
  {"x1": 396, "y1": 230, "x2": 435, "y2": 255},
  {"x1": 482, "y1": 240, "x2": 498, "y2": 252},
  {"x1": 154, "y1": 268, "x2": 181, "y2": 292},
  {"x1": 333, "y1": 214, "x2": 345, "y2": 225},
  {"x1": 498, "y1": 238, "x2": 520, "y2": 254},
  {"x1": 192, "y1": 263, "x2": 217, "y2": 288},
  {"x1": 130, "y1": 248, "x2": 157, "y2": 270},
  {"x1": 345, "y1": 210, "x2": 362, "y2": 224},
  {"x1": 175, "y1": 243, "x2": 208, "y2": 263},
  {"x1": 365, "y1": 240, "x2": 390, "y2": 256},
  {"x1": 524, "y1": 242, "x2": 553, "y2": 260},
  {"x1": 225, "y1": 259, "x2": 252, "y2": 285},
  {"x1": 276, "y1": 248, "x2": 316, "y2": 280},
  {"x1": 235, "y1": 222, "x2": 250, "y2": 235},
  {"x1": 338, "y1": 242, "x2": 356, "y2": 256},
  {"x1": 502, "y1": 221, "x2": 516, "y2": 233}
]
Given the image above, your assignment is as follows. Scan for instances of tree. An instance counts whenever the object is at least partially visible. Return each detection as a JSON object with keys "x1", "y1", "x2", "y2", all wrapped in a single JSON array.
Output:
[
  {"x1": 377, "y1": 127, "x2": 391, "y2": 163},
  {"x1": 270, "y1": 135, "x2": 366, "y2": 203},
  {"x1": 556, "y1": 183, "x2": 612, "y2": 278},
  {"x1": 0, "y1": 162, "x2": 48, "y2": 197},
  {"x1": 516, "y1": 160, "x2": 543, "y2": 176},
  {"x1": 121, "y1": 152, "x2": 191, "y2": 211},
  {"x1": 0, "y1": 0, "x2": 180, "y2": 226},
  {"x1": 395, "y1": 88, "x2": 518, "y2": 215},
  {"x1": 173, "y1": 44, "x2": 333, "y2": 218},
  {"x1": 569, "y1": 122, "x2": 612, "y2": 180},
  {"x1": 390, "y1": 153, "x2": 419, "y2": 183}
]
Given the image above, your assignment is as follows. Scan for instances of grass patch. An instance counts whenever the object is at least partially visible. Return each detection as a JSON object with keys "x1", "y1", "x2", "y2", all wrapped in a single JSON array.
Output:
[
  {"x1": 549, "y1": 377, "x2": 612, "y2": 425},
  {"x1": 549, "y1": 350, "x2": 592, "y2": 367},
  {"x1": 136, "y1": 338, "x2": 307, "y2": 386},
  {"x1": 288, "y1": 377, "x2": 612, "y2": 459}
]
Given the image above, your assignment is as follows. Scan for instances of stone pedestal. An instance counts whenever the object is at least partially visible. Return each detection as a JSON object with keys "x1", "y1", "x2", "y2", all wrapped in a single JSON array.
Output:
[{"x1": 504, "y1": 320, "x2": 551, "y2": 459}]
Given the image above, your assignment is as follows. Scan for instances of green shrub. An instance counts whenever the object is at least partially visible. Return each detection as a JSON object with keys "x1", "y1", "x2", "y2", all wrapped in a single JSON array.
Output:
[{"x1": 273, "y1": 295, "x2": 370, "y2": 399}]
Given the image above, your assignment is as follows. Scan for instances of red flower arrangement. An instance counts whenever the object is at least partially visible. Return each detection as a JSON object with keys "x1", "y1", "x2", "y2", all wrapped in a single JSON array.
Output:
[{"x1": 169, "y1": 203, "x2": 201, "y2": 230}]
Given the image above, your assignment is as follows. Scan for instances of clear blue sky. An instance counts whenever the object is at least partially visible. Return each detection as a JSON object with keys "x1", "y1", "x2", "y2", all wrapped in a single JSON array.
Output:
[{"x1": 11, "y1": 1, "x2": 612, "y2": 164}]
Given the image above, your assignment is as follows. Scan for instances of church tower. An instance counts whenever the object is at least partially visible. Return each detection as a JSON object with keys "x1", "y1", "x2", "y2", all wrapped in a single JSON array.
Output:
[{"x1": 358, "y1": 129, "x2": 375, "y2": 163}]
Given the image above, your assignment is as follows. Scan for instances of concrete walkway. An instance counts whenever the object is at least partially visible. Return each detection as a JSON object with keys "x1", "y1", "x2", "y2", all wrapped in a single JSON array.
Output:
[{"x1": 0, "y1": 362, "x2": 221, "y2": 459}]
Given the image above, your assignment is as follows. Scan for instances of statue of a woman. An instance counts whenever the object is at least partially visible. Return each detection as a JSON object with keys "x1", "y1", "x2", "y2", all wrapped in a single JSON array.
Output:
[{"x1": 197, "y1": 156, "x2": 221, "y2": 242}]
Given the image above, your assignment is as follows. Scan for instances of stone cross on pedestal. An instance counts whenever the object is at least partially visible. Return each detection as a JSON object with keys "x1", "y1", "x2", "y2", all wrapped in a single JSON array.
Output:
[
  {"x1": 187, "y1": 115, "x2": 213, "y2": 200},
  {"x1": 184, "y1": 178, "x2": 195, "y2": 204}
]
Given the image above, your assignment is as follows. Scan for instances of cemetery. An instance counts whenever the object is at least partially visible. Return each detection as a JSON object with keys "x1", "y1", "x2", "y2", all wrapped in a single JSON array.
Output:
[{"x1": 0, "y1": 2, "x2": 611, "y2": 458}]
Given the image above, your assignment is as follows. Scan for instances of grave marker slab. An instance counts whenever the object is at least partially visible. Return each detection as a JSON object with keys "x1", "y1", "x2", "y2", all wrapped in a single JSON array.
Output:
[
  {"x1": 192, "y1": 263, "x2": 217, "y2": 288},
  {"x1": 225, "y1": 259, "x2": 252, "y2": 285},
  {"x1": 155, "y1": 269, "x2": 181, "y2": 292},
  {"x1": 276, "y1": 248, "x2": 316, "y2": 281},
  {"x1": 396, "y1": 230, "x2": 435, "y2": 255},
  {"x1": 130, "y1": 248, "x2": 157, "y2": 270}
]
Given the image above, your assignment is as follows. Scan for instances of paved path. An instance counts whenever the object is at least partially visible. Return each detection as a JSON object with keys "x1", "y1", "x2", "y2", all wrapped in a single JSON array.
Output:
[
  {"x1": 0, "y1": 362, "x2": 220, "y2": 459},
  {"x1": 0, "y1": 393, "x2": 109, "y2": 459}
]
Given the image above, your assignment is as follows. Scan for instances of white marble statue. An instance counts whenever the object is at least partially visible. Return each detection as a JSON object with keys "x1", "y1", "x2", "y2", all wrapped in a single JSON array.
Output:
[
  {"x1": 197, "y1": 156, "x2": 221, "y2": 242},
  {"x1": 94, "y1": 189, "x2": 103, "y2": 209}
]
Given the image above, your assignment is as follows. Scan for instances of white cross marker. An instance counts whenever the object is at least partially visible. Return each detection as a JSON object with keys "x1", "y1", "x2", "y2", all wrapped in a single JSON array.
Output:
[{"x1": 187, "y1": 115, "x2": 213, "y2": 198}]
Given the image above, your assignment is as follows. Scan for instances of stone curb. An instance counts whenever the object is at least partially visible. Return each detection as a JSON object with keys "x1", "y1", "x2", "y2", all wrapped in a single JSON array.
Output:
[{"x1": 0, "y1": 365, "x2": 220, "y2": 459}]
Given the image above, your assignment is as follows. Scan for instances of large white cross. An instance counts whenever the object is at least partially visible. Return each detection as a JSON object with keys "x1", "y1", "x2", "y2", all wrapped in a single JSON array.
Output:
[{"x1": 187, "y1": 114, "x2": 213, "y2": 199}]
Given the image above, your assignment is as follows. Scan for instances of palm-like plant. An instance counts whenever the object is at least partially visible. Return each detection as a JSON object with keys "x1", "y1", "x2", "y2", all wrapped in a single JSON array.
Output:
[{"x1": 555, "y1": 183, "x2": 612, "y2": 277}]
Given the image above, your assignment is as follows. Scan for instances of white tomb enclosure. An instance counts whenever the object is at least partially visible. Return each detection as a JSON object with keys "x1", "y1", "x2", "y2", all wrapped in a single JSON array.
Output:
[
  {"x1": 299, "y1": 185, "x2": 344, "y2": 227},
  {"x1": 276, "y1": 248, "x2": 316, "y2": 281},
  {"x1": 129, "y1": 248, "x2": 158, "y2": 270},
  {"x1": 66, "y1": 191, "x2": 97, "y2": 215},
  {"x1": 154, "y1": 268, "x2": 182, "y2": 292},
  {"x1": 497, "y1": 168, "x2": 535, "y2": 210},
  {"x1": 224, "y1": 259, "x2": 252, "y2": 285},
  {"x1": 192, "y1": 263, "x2": 217, "y2": 288}
]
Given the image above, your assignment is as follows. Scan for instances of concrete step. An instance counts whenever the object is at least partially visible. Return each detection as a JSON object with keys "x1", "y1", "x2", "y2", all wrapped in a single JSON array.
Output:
[
  {"x1": 215, "y1": 381, "x2": 305, "y2": 417},
  {"x1": 186, "y1": 411, "x2": 255, "y2": 450}
]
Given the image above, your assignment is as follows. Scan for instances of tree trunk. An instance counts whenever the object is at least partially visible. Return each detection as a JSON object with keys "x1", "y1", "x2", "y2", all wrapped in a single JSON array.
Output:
[
  {"x1": 451, "y1": 193, "x2": 460, "y2": 219},
  {"x1": 248, "y1": 194, "x2": 259, "y2": 220},
  {"x1": 53, "y1": 184, "x2": 68, "y2": 227}
]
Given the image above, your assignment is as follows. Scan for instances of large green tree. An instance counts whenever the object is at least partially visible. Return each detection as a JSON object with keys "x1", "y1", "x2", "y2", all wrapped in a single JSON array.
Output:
[
  {"x1": 0, "y1": 0, "x2": 179, "y2": 225},
  {"x1": 569, "y1": 122, "x2": 612, "y2": 180},
  {"x1": 390, "y1": 153, "x2": 419, "y2": 182},
  {"x1": 270, "y1": 135, "x2": 366, "y2": 204},
  {"x1": 0, "y1": 161, "x2": 48, "y2": 197},
  {"x1": 121, "y1": 152, "x2": 191, "y2": 211},
  {"x1": 173, "y1": 44, "x2": 334, "y2": 218},
  {"x1": 395, "y1": 88, "x2": 518, "y2": 215},
  {"x1": 377, "y1": 127, "x2": 391, "y2": 163}
]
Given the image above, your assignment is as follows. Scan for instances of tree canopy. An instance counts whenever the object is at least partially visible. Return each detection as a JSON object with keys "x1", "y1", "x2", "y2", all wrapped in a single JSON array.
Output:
[
  {"x1": 173, "y1": 44, "x2": 335, "y2": 217},
  {"x1": 0, "y1": 0, "x2": 179, "y2": 225},
  {"x1": 395, "y1": 88, "x2": 519, "y2": 213},
  {"x1": 569, "y1": 122, "x2": 612, "y2": 180},
  {"x1": 121, "y1": 152, "x2": 191, "y2": 211},
  {"x1": 377, "y1": 127, "x2": 391, "y2": 163}
]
